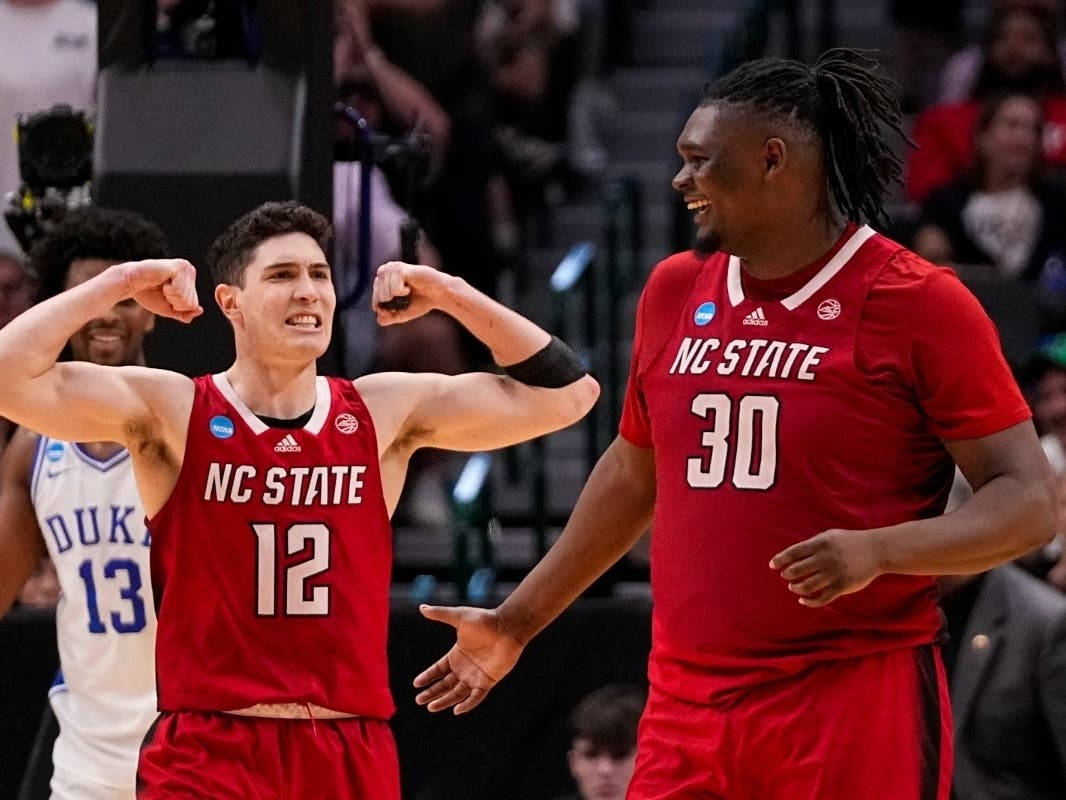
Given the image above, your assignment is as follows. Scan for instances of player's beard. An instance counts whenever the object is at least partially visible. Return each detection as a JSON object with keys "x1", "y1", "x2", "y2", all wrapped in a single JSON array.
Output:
[{"x1": 693, "y1": 227, "x2": 722, "y2": 258}]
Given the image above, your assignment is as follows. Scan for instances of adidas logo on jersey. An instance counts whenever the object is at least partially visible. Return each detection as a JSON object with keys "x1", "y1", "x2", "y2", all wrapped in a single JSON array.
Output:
[
  {"x1": 742, "y1": 307, "x2": 768, "y2": 326},
  {"x1": 274, "y1": 434, "x2": 301, "y2": 453}
]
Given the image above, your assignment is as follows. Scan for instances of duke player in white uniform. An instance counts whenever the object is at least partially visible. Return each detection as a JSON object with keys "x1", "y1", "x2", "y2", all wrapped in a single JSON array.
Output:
[{"x1": 0, "y1": 208, "x2": 167, "y2": 799}]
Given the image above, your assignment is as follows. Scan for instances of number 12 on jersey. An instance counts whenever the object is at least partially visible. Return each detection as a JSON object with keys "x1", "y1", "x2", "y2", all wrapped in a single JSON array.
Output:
[
  {"x1": 252, "y1": 522, "x2": 333, "y2": 616},
  {"x1": 687, "y1": 393, "x2": 780, "y2": 490}
]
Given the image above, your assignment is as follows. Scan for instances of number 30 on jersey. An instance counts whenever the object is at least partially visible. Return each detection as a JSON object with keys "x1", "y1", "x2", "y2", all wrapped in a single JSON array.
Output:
[{"x1": 687, "y1": 392, "x2": 779, "y2": 490}]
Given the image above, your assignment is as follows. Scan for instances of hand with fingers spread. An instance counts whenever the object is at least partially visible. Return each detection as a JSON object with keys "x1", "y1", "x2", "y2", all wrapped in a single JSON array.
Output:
[
  {"x1": 120, "y1": 259, "x2": 203, "y2": 323},
  {"x1": 372, "y1": 261, "x2": 454, "y2": 324},
  {"x1": 413, "y1": 604, "x2": 526, "y2": 714},
  {"x1": 769, "y1": 529, "x2": 884, "y2": 608}
]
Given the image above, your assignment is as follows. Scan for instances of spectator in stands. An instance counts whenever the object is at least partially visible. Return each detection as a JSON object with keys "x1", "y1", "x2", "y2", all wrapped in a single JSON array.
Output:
[
  {"x1": 913, "y1": 91, "x2": 1066, "y2": 332},
  {"x1": 334, "y1": 0, "x2": 452, "y2": 179},
  {"x1": 939, "y1": 0, "x2": 1066, "y2": 103},
  {"x1": 907, "y1": 4, "x2": 1066, "y2": 203},
  {"x1": 938, "y1": 483, "x2": 1066, "y2": 800},
  {"x1": 549, "y1": 684, "x2": 645, "y2": 800},
  {"x1": 0, "y1": 0, "x2": 96, "y2": 255},
  {"x1": 351, "y1": 0, "x2": 505, "y2": 300},
  {"x1": 1018, "y1": 334, "x2": 1066, "y2": 591},
  {"x1": 0, "y1": 206, "x2": 166, "y2": 800},
  {"x1": 334, "y1": 72, "x2": 468, "y2": 524}
]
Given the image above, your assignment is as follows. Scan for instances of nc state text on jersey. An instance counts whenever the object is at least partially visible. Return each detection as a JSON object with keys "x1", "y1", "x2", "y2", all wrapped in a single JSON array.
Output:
[
  {"x1": 204, "y1": 463, "x2": 368, "y2": 506},
  {"x1": 669, "y1": 337, "x2": 828, "y2": 379}
]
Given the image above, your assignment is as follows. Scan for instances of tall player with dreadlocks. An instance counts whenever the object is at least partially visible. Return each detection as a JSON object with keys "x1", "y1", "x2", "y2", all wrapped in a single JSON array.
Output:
[{"x1": 414, "y1": 50, "x2": 1056, "y2": 798}]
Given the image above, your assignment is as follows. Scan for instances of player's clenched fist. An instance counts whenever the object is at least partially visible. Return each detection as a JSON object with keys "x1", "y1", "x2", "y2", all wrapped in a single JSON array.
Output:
[
  {"x1": 119, "y1": 259, "x2": 203, "y2": 323},
  {"x1": 372, "y1": 261, "x2": 455, "y2": 324}
]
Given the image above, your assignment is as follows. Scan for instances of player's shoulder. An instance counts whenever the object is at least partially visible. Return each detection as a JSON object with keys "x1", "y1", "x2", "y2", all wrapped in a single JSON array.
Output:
[
  {"x1": 642, "y1": 250, "x2": 720, "y2": 301},
  {"x1": 870, "y1": 237, "x2": 969, "y2": 301}
]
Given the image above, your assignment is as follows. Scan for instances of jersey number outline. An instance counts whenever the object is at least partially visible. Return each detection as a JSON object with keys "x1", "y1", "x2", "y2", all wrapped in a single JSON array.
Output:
[
  {"x1": 687, "y1": 393, "x2": 780, "y2": 490},
  {"x1": 78, "y1": 558, "x2": 147, "y2": 634},
  {"x1": 252, "y1": 522, "x2": 332, "y2": 616}
]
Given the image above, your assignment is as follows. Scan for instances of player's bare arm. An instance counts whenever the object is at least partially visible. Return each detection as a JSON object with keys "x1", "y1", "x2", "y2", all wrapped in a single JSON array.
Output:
[
  {"x1": 0, "y1": 259, "x2": 201, "y2": 442},
  {"x1": 771, "y1": 420, "x2": 1057, "y2": 607},
  {"x1": 0, "y1": 259, "x2": 201, "y2": 514},
  {"x1": 0, "y1": 426, "x2": 48, "y2": 616},
  {"x1": 357, "y1": 261, "x2": 600, "y2": 457},
  {"x1": 414, "y1": 436, "x2": 655, "y2": 714}
]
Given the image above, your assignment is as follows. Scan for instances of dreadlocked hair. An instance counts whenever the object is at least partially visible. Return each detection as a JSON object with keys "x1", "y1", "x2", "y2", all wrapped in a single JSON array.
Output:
[{"x1": 702, "y1": 48, "x2": 911, "y2": 229}]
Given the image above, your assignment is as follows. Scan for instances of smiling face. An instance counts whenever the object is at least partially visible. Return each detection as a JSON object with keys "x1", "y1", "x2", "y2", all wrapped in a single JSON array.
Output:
[
  {"x1": 216, "y1": 232, "x2": 336, "y2": 365},
  {"x1": 672, "y1": 104, "x2": 782, "y2": 255},
  {"x1": 65, "y1": 258, "x2": 154, "y2": 366}
]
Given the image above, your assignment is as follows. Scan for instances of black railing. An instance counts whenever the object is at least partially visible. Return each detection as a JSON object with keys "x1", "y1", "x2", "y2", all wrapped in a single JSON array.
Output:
[{"x1": 440, "y1": 174, "x2": 646, "y2": 592}]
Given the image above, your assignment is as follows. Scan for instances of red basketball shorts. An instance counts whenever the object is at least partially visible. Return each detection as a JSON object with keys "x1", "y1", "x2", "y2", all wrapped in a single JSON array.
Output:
[
  {"x1": 137, "y1": 711, "x2": 400, "y2": 799},
  {"x1": 628, "y1": 645, "x2": 953, "y2": 799}
]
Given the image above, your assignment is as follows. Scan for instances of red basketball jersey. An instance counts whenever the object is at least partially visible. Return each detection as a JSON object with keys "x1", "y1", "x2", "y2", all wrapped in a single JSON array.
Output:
[
  {"x1": 150, "y1": 374, "x2": 394, "y2": 717},
  {"x1": 620, "y1": 226, "x2": 1030, "y2": 706}
]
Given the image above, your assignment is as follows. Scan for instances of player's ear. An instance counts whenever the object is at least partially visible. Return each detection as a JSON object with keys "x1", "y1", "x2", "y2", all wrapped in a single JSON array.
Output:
[
  {"x1": 763, "y1": 137, "x2": 786, "y2": 174},
  {"x1": 215, "y1": 283, "x2": 241, "y2": 321}
]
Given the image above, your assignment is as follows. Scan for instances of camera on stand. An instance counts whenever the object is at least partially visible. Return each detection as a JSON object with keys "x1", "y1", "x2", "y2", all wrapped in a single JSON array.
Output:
[
  {"x1": 3, "y1": 105, "x2": 94, "y2": 254},
  {"x1": 334, "y1": 102, "x2": 431, "y2": 310}
]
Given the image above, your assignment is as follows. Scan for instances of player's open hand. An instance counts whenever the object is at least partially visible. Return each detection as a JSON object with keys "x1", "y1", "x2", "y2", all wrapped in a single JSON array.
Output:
[
  {"x1": 413, "y1": 604, "x2": 525, "y2": 714},
  {"x1": 372, "y1": 261, "x2": 452, "y2": 324},
  {"x1": 769, "y1": 528, "x2": 883, "y2": 607},
  {"x1": 121, "y1": 259, "x2": 203, "y2": 323}
]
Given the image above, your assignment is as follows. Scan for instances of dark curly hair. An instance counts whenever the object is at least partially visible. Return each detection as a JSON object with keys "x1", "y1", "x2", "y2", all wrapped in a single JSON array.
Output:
[
  {"x1": 207, "y1": 201, "x2": 332, "y2": 287},
  {"x1": 29, "y1": 207, "x2": 170, "y2": 302}
]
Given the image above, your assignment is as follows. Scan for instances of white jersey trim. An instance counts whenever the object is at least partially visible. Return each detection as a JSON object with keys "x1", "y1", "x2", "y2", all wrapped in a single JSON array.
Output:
[
  {"x1": 726, "y1": 225, "x2": 877, "y2": 310},
  {"x1": 212, "y1": 373, "x2": 332, "y2": 435},
  {"x1": 71, "y1": 443, "x2": 130, "y2": 472}
]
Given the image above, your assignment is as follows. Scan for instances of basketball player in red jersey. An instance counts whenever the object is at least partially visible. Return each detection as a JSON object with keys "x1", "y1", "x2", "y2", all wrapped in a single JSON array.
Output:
[
  {"x1": 0, "y1": 200, "x2": 598, "y2": 798},
  {"x1": 413, "y1": 49, "x2": 1058, "y2": 799}
]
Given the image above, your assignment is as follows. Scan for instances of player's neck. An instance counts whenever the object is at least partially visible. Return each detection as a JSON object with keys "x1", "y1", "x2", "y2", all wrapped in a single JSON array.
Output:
[
  {"x1": 738, "y1": 217, "x2": 848, "y2": 281},
  {"x1": 224, "y1": 359, "x2": 319, "y2": 419},
  {"x1": 78, "y1": 441, "x2": 126, "y2": 459}
]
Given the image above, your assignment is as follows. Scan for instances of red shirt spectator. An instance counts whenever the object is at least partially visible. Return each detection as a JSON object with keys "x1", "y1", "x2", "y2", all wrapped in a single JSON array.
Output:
[{"x1": 907, "y1": 95, "x2": 1066, "y2": 202}]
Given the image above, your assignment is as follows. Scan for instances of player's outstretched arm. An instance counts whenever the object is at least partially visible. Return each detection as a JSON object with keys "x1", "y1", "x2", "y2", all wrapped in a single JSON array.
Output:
[
  {"x1": 771, "y1": 420, "x2": 1057, "y2": 607},
  {"x1": 0, "y1": 428, "x2": 48, "y2": 617},
  {"x1": 360, "y1": 261, "x2": 599, "y2": 454},
  {"x1": 0, "y1": 259, "x2": 201, "y2": 445},
  {"x1": 415, "y1": 436, "x2": 654, "y2": 714}
]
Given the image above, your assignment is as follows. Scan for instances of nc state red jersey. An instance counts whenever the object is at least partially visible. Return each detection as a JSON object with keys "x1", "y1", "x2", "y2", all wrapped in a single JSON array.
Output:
[
  {"x1": 149, "y1": 374, "x2": 394, "y2": 717},
  {"x1": 620, "y1": 225, "x2": 1030, "y2": 706}
]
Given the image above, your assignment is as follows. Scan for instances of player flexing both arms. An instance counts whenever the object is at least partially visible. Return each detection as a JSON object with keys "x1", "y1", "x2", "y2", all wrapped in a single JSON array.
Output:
[
  {"x1": 0, "y1": 200, "x2": 598, "y2": 798},
  {"x1": 414, "y1": 50, "x2": 1057, "y2": 799}
]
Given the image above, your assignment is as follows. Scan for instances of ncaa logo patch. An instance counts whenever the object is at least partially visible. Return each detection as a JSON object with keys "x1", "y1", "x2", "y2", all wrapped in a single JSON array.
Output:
[
  {"x1": 335, "y1": 413, "x2": 359, "y2": 434},
  {"x1": 209, "y1": 415, "x2": 235, "y2": 439},
  {"x1": 45, "y1": 441, "x2": 65, "y2": 462},
  {"x1": 693, "y1": 301, "x2": 717, "y2": 326},
  {"x1": 817, "y1": 298, "x2": 842, "y2": 320}
]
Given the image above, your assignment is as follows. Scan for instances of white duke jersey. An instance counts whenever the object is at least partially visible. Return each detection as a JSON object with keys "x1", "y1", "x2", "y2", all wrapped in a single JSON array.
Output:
[{"x1": 30, "y1": 435, "x2": 157, "y2": 793}]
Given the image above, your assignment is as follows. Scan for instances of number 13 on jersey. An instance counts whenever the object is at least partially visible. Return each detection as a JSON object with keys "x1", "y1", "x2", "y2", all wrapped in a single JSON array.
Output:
[{"x1": 687, "y1": 392, "x2": 780, "y2": 490}]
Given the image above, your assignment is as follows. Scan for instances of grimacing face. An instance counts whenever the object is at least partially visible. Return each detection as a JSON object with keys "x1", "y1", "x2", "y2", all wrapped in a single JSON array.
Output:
[
  {"x1": 219, "y1": 232, "x2": 336, "y2": 364},
  {"x1": 64, "y1": 258, "x2": 154, "y2": 367}
]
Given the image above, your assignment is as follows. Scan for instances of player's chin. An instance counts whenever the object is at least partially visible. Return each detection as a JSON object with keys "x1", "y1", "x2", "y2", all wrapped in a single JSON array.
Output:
[{"x1": 694, "y1": 228, "x2": 722, "y2": 255}]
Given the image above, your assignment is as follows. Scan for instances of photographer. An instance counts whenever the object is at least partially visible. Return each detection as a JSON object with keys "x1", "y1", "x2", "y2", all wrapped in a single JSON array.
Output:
[
  {"x1": 335, "y1": 72, "x2": 468, "y2": 525},
  {"x1": 0, "y1": 0, "x2": 96, "y2": 254}
]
